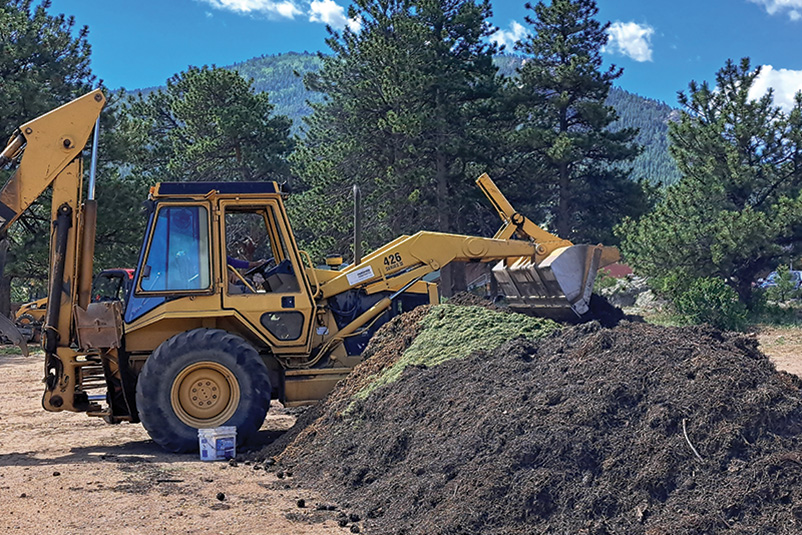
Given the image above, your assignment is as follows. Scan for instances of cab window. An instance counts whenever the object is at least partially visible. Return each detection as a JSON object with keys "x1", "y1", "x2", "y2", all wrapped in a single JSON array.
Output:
[
  {"x1": 139, "y1": 206, "x2": 211, "y2": 292},
  {"x1": 225, "y1": 207, "x2": 299, "y2": 294}
]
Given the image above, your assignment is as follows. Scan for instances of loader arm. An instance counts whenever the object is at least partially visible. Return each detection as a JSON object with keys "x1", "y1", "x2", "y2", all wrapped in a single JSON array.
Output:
[
  {"x1": 317, "y1": 231, "x2": 538, "y2": 299},
  {"x1": 475, "y1": 173, "x2": 572, "y2": 260},
  {"x1": 476, "y1": 173, "x2": 620, "y2": 268},
  {"x1": 317, "y1": 174, "x2": 621, "y2": 322}
]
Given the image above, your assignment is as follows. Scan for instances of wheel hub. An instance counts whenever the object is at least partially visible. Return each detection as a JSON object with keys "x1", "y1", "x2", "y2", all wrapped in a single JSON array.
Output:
[{"x1": 171, "y1": 361, "x2": 240, "y2": 428}]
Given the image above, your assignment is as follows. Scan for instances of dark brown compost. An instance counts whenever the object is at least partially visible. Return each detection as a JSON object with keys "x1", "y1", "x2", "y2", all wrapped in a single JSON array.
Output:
[{"x1": 272, "y1": 315, "x2": 802, "y2": 535}]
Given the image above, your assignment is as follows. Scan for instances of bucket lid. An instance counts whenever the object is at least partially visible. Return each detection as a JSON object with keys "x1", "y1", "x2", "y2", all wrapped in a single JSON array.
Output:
[{"x1": 198, "y1": 426, "x2": 237, "y2": 436}]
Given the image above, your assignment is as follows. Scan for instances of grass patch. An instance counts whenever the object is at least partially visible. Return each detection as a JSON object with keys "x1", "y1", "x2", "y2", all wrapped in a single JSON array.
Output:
[
  {"x1": 748, "y1": 302, "x2": 802, "y2": 327},
  {"x1": 352, "y1": 304, "x2": 558, "y2": 403},
  {"x1": 0, "y1": 344, "x2": 41, "y2": 356},
  {"x1": 640, "y1": 308, "x2": 684, "y2": 327}
]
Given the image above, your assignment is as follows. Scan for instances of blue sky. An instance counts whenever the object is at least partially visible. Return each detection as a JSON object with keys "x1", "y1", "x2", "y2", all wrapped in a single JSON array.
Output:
[{"x1": 47, "y1": 0, "x2": 802, "y2": 108}]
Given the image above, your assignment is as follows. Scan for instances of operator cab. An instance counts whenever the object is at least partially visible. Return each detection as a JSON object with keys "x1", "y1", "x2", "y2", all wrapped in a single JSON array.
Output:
[{"x1": 124, "y1": 182, "x2": 315, "y2": 349}]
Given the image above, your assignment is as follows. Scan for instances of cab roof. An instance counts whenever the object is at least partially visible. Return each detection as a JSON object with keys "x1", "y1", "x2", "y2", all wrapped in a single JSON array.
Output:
[{"x1": 151, "y1": 181, "x2": 280, "y2": 198}]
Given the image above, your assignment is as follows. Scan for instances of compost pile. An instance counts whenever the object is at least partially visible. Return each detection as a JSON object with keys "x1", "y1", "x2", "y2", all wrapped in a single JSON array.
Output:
[{"x1": 271, "y1": 305, "x2": 802, "y2": 534}]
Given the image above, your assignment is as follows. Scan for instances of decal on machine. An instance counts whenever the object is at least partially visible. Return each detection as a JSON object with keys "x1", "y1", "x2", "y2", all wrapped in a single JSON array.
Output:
[
  {"x1": 347, "y1": 265, "x2": 375, "y2": 286},
  {"x1": 383, "y1": 252, "x2": 403, "y2": 269}
]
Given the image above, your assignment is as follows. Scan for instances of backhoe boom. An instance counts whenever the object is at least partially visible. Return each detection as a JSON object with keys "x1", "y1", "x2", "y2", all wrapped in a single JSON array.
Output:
[{"x1": 0, "y1": 90, "x2": 105, "y2": 232}]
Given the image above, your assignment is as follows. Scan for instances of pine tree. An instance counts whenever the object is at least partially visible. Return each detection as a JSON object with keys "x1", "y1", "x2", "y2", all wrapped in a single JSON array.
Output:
[
  {"x1": 290, "y1": 0, "x2": 505, "y2": 294},
  {"x1": 619, "y1": 58, "x2": 802, "y2": 303},
  {"x1": 119, "y1": 66, "x2": 294, "y2": 183},
  {"x1": 0, "y1": 0, "x2": 97, "y2": 315},
  {"x1": 511, "y1": 0, "x2": 646, "y2": 244}
]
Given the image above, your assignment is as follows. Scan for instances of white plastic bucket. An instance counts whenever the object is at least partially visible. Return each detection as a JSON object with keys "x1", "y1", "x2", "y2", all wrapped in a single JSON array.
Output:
[{"x1": 198, "y1": 426, "x2": 237, "y2": 461}]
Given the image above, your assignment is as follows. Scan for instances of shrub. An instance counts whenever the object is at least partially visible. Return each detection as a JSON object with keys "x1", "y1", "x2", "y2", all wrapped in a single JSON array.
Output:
[
  {"x1": 674, "y1": 277, "x2": 747, "y2": 331},
  {"x1": 593, "y1": 269, "x2": 618, "y2": 292},
  {"x1": 764, "y1": 264, "x2": 801, "y2": 303}
]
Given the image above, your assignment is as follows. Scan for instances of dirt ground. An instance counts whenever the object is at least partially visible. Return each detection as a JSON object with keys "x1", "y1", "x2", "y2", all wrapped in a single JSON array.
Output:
[
  {"x1": 755, "y1": 325, "x2": 802, "y2": 377},
  {"x1": 0, "y1": 323, "x2": 801, "y2": 535},
  {"x1": 0, "y1": 349, "x2": 344, "y2": 535}
]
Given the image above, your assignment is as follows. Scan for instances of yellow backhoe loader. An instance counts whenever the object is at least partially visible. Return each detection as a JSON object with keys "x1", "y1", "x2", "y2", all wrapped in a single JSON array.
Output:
[{"x1": 0, "y1": 91, "x2": 619, "y2": 452}]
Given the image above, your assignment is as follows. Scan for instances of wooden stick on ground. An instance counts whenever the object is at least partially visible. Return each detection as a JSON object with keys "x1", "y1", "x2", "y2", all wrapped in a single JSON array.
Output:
[{"x1": 682, "y1": 418, "x2": 704, "y2": 463}]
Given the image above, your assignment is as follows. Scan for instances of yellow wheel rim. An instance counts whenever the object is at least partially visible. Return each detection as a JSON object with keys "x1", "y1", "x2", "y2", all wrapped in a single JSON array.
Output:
[{"x1": 170, "y1": 361, "x2": 240, "y2": 428}]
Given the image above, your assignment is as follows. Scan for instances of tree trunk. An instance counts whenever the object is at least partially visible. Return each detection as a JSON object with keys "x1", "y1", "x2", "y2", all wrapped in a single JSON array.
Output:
[
  {"x1": 556, "y1": 161, "x2": 570, "y2": 238},
  {"x1": 450, "y1": 262, "x2": 467, "y2": 294},
  {"x1": 435, "y1": 150, "x2": 463, "y2": 297},
  {"x1": 0, "y1": 236, "x2": 10, "y2": 318},
  {"x1": 556, "y1": 104, "x2": 571, "y2": 239}
]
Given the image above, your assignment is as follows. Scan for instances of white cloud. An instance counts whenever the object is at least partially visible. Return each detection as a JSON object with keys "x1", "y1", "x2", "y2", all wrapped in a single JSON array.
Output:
[
  {"x1": 197, "y1": 0, "x2": 361, "y2": 29},
  {"x1": 198, "y1": 0, "x2": 302, "y2": 18},
  {"x1": 749, "y1": 0, "x2": 802, "y2": 21},
  {"x1": 604, "y1": 21, "x2": 654, "y2": 62},
  {"x1": 490, "y1": 20, "x2": 529, "y2": 50},
  {"x1": 309, "y1": 0, "x2": 361, "y2": 31},
  {"x1": 275, "y1": 1, "x2": 302, "y2": 18},
  {"x1": 749, "y1": 65, "x2": 802, "y2": 111}
]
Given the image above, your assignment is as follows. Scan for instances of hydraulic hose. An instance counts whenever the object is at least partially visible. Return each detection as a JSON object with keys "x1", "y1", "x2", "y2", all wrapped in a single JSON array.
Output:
[{"x1": 44, "y1": 204, "x2": 73, "y2": 354}]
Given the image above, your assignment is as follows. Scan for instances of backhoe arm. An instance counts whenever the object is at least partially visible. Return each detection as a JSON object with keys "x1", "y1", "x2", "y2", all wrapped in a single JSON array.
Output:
[
  {"x1": 0, "y1": 90, "x2": 105, "y2": 366},
  {"x1": 0, "y1": 90, "x2": 105, "y2": 231}
]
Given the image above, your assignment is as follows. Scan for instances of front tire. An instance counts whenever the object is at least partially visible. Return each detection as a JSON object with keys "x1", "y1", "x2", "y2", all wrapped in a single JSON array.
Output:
[{"x1": 136, "y1": 328, "x2": 271, "y2": 453}]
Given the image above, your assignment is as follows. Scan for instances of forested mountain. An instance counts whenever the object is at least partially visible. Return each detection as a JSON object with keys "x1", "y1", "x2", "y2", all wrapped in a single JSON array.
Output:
[
  {"x1": 133, "y1": 52, "x2": 680, "y2": 185},
  {"x1": 229, "y1": 51, "x2": 323, "y2": 129},
  {"x1": 607, "y1": 87, "x2": 681, "y2": 185}
]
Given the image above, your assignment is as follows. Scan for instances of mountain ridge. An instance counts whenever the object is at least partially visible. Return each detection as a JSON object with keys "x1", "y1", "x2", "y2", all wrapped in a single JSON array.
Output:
[{"x1": 129, "y1": 51, "x2": 680, "y2": 185}]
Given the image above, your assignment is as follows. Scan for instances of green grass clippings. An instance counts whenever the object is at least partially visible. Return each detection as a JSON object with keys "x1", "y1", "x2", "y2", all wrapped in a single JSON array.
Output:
[{"x1": 352, "y1": 304, "x2": 558, "y2": 403}]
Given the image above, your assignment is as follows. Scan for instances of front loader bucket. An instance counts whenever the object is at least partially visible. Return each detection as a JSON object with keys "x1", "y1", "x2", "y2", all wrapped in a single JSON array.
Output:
[{"x1": 492, "y1": 244, "x2": 619, "y2": 318}]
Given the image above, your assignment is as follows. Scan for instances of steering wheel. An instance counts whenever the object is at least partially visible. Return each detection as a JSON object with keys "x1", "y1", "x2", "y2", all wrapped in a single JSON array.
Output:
[
  {"x1": 244, "y1": 257, "x2": 276, "y2": 277},
  {"x1": 255, "y1": 259, "x2": 294, "y2": 292},
  {"x1": 263, "y1": 259, "x2": 293, "y2": 279}
]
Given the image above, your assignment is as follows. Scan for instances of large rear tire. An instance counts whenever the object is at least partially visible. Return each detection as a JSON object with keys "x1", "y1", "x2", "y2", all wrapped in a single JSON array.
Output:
[{"x1": 136, "y1": 328, "x2": 271, "y2": 453}]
